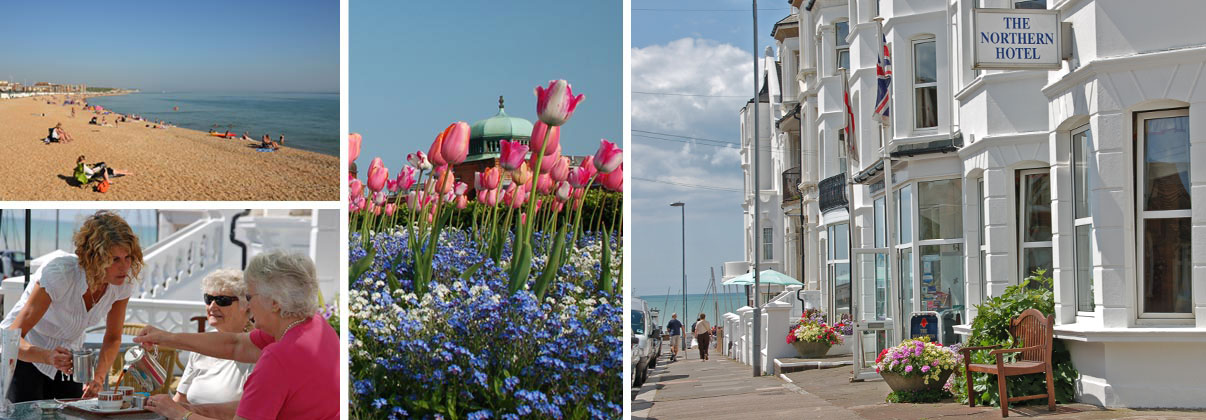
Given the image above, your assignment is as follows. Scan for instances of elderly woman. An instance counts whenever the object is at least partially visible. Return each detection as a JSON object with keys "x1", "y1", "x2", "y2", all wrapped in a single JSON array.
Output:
[
  {"x1": 135, "y1": 251, "x2": 337, "y2": 420},
  {"x1": 171, "y1": 269, "x2": 255, "y2": 407},
  {"x1": 1, "y1": 211, "x2": 143, "y2": 402}
]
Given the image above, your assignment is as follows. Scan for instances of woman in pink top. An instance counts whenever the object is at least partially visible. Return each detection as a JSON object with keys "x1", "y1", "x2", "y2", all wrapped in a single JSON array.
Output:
[{"x1": 135, "y1": 251, "x2": 338, "y2": 420}]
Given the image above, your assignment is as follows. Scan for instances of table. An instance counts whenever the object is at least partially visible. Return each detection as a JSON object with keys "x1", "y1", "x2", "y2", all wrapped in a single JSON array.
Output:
[
  {"x1": 82, "y1": 334, "x2": 137, "y2": 352},
  {"x1": 0, "y1": 400, "x2": 163, "y2": 420}
]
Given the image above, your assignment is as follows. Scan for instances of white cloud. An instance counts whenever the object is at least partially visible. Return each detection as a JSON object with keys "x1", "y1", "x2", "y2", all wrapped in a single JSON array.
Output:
[{"x1": 631, "y1": 38, "x2": 752, "y2": 136}]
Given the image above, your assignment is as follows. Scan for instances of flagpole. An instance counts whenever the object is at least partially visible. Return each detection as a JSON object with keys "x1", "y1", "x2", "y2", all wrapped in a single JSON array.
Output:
[
  {"x1": 751, "y1": 0, "x2": 763, "y2": 378},
  {"x1": 842, "y1": 66, "x2": 857, "y2": 325},
  {"x1": 874, "y1": 16, "x2": 902, "y2": 341}
]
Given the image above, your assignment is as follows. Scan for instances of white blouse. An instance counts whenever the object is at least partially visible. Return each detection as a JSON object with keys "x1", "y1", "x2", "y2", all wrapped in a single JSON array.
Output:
[
  {"x1": 176, "y1": 351, "x2": 254, "y2": 404},
  {"x1": 0, "y1": 255, "x2": 134, "y2": 379}
]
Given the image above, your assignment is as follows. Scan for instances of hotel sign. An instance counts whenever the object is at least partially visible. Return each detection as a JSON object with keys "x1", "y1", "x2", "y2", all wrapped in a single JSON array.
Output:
[{"x1": 973, "y1": 9, "x2": 1061, "y2": 70}]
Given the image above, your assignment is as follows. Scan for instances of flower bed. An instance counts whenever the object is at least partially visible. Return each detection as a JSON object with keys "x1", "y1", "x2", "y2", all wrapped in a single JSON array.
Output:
[
  {"x1": 349, "y1": 229, "x2": 622, "y2": 419},
  {"x1": 875, "y1": 338, "x2": 962, "y2": 399}
]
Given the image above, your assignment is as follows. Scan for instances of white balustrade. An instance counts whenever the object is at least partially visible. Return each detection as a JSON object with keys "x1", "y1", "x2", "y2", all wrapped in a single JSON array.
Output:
[
  {"x1": 136, "y1": 212, "x2": 225, "y2": 301},
  {"x1": 123, "y1": 299, "x2": 208, "y2": 333}
]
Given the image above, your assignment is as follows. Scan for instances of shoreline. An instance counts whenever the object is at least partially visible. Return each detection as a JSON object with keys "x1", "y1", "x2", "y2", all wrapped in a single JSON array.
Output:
[{"x1": 0, "y1": 95, "x2": 338, "y2": 201}]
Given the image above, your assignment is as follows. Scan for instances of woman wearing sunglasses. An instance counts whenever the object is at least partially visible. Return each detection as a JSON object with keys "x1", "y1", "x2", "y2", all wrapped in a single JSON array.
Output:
[
  {"x1": 171, "y1": 269, "x2": 254, "y2": 408},
  {"x1": 1, "y1": 211, "x2": 143, "y2": 402},
  {"x1": 136, "y1": 251, "x2": 337, "y2": 420}
]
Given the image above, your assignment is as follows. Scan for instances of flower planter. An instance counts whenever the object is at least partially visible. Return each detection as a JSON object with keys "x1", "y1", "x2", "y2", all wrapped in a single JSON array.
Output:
[
  {"x1": 880, "y1": 370, "x2": 953, "y2": 393},
  {"x1": 791, "y1": 340, "x2": 832, "y2": 358}
]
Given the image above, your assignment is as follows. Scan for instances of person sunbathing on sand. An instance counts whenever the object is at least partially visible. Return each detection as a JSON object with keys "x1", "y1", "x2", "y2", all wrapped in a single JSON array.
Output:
[
  {"x1": 74, "y1": 155, "x2": 133, "y2": 186},
  {"x1": 45, "y1": 123, "x2": 74, "y2": 144},
  {"x1": 261, "y1": 134, "x2": 280, "y2": 150},
  {"x1": 241, "y1": 131, "x2": 252, "y2": 141}
]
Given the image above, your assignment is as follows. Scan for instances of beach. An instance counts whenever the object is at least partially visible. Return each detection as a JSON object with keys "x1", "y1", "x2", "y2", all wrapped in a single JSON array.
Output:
[{"x1": 0, "y1": 95, "x2": 338, "y2": 201}]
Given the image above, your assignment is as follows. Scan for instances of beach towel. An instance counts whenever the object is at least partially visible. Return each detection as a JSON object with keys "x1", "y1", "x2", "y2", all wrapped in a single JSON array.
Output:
[{"x1": 255, "y1": 148, "x2": 277, "y2": 153}]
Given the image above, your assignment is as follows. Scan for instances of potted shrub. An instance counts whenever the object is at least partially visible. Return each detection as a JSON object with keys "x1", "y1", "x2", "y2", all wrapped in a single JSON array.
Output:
[
  {"x1": 785, "y1": 310, "x2": 844, "y2": 358},
  {"x1": 875, "y1": 338, "x2": 962, "y2": 393}
]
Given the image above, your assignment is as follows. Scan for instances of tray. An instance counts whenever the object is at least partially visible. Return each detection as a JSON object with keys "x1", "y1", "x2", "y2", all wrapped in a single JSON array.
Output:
[{"x1": 58, "y1": 398, "x2": 152, "y2": 416}]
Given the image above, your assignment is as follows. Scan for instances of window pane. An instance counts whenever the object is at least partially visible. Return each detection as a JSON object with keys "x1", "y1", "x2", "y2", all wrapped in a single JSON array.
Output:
[
  {"x1": 835, "y1": 262, "x2": 851, "y2": 318},
  {"x1": 838, "y1": 50, "x2": 850, "y2": 72},
  {"x1": 1075, "y1": 224, "x2": 1094, "y2": 312},
  {"x1": 1073, "y1": 129, "x2": 1090, "y2": 219},
  {"x1": 1023, "y1": 173, "x2": 1052, "y2": 242},
  {"x1": 876, "y1": 253, "x2": 888, "y2": 319},
  {"x1": 914, "y1": 41, "x2": 936, "y2": 84},
  {"x1": 1144, "y1": 116, "x2": 1190, "y2": 211},
  {"x1": 920, "y1": 244, "x2": 965, "y2": 320},
  {"x1": 630, "y1": 310, "x2": 646, "y2": 335},
  {"x1": 979, "y1": 249, "x2": 988, "y2": 303},
  {"x1": 1143, "y1": 218, "x2": 1192, "y2": 313},
  {"x1": 828, "y1": 226, "x2": 834, "y2": 260},
  {"x1": 833, "y1": 223, "x2": 849, "y2": 260},
  {"x1": 764, "y1": 227, "x2": 774, "y2": 260},
  {"x1": 836, "y1": 21, "x2": 849, "y2": 47},
  {"x1": 897, "y1": 186, "x2": 913, "y2": 244},
  {"x1": 918, "y1": 179, "x2": 963, "y2": 240},
  {"x1": 1013, "y1": 0, "x2": 1046, "y2": 9},
  {"x1": 900, "y1": 248, "x2": 914, "y2": 318},
  {"x1": 915, "y1": 86, "x2": 938, "y2": 128},
  {"x1": 1022, "y1": 247, "x2": 1052, "y2": 288},
  {"x1": 874, "y1": 197, "x2": 886, "y2": 248}
]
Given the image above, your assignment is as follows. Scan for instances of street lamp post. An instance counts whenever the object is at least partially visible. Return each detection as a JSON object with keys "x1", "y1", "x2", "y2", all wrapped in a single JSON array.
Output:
[
  {"x1": 670, "y1": 202, "x2": 686, "y2": 351},
  {"x1": 751, "y1": 0, "x2": 763, "y2": 378}
]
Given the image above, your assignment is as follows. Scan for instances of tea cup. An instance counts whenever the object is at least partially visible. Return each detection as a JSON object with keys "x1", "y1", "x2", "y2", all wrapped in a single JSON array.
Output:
[{"x1": 97, "y1": 391, "x2": 123, "y2": 410}]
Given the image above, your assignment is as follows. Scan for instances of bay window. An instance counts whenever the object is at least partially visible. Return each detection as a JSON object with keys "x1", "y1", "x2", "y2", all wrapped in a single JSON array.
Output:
[
  {"x1": 1137, "y1": 109, "x2": 1191, "y2": 317},
  {"x1": 1072, "y1": 125, "x2": 1094, "y2": 312}
]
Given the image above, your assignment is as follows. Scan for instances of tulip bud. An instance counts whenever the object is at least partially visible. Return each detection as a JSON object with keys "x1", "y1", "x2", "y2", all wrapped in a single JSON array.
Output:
[
  {"x1": 534, "y1": 79, "x2": 585, "y2": 126},
  {"x1": 593, "y1": 139, "x2": 622, "y2": 173},
  {"x1": 366, "y1": 157, "x2": 388, "y2": 192},
  {"x1": 440, "y1": 121, "x2": 470, "y2": 165},
  {"x1": 348, "y1": 133, "x2": 362, "y2": 167},
  {"x1": 529, "y1": 121, "x2": 560, "y2": 156},
  {"x1": 499, "y1": 140, "x2": 528, "y2": 171}
]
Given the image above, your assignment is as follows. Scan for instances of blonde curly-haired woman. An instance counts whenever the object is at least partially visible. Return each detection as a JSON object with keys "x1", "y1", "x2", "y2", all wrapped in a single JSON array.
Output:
[{"x1": 1, "y1": 211, "x2": 144, "y2": 402}]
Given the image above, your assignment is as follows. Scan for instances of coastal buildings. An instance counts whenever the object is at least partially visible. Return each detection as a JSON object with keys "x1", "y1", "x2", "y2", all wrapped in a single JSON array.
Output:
[{"x1": 734, "y1": 0, "x2": 1206, "y2": 409}]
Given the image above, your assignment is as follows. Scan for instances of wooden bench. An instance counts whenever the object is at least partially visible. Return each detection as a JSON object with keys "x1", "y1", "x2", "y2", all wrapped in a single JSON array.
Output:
[{"x1": 959, "y1": 308, "x2": 1056, "y2": 417}]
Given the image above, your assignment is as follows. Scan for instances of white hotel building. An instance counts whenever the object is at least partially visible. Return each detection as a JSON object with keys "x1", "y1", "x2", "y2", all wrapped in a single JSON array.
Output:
[{"x1": 736, "y1": 0, "x2": 1206, "y2": 408}]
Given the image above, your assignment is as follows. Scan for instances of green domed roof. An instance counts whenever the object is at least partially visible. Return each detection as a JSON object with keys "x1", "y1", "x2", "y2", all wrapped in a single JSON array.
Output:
[{"x1": 467, "y1": 96, "x2": 532, "y2": 160}]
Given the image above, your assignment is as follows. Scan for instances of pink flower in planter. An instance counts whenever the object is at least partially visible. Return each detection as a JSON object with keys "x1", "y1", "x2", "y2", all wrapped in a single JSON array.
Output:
[
  {"x1": 904, "y1": 365, "x2": 913, "y2": 373},
  {"x1": 921, "y1": 365, "x2": 930, "y2": 373}
]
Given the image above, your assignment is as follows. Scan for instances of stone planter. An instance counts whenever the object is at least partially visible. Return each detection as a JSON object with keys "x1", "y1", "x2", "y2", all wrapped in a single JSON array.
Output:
[
  {"x1": 791, "y1": 340, "x2": 832, "y2": 358},
  {"x1": 880, "y1": 370, "x2": 953, "y2": 393}
]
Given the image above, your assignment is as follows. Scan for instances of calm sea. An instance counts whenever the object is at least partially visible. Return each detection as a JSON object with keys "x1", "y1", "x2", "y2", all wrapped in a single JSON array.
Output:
[
  {"x1": 88, "y1": 92, "x2": 337, "y2": 156},
  {"x1": 0, "y1": 210, "x2": 158, "y2": 259},
  {"x1": 637, "y1": 292, "x2": 748, "y2": 326}
]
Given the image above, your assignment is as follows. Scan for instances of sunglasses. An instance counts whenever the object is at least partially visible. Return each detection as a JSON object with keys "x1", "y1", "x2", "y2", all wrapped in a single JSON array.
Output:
[{"x1": 203, "y1": 294, "x2": 239, "y2": 307}]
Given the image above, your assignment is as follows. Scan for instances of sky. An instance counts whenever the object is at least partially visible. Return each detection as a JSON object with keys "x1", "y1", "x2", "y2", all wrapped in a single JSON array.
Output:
[
  {"x1": 632, "y1": 0, "x2": 792, "y2": 296},
  {"x1": 350, "y1": 0, "x2": 621, "y2": 169},
  {"x1": 0, "y1": 1, "x2": 337, "y2": 93}
]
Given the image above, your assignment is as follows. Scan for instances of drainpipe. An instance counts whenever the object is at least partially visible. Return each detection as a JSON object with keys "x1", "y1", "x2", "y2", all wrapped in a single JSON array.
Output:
[
  {"x1": 25, "y1": 210, "x2": 31, "y2": 288},
  {"x1": 230, "y1": 210, "x2": 251, "y2": 269}
]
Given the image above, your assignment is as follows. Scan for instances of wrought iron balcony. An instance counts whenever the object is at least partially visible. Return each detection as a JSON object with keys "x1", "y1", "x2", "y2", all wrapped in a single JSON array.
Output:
[
  {"x1": 819, "y1": 172, "x2": 847, "y2": 213},
  {"x1": 782, "y1": 166, "x2": 802, "y2": 203}
]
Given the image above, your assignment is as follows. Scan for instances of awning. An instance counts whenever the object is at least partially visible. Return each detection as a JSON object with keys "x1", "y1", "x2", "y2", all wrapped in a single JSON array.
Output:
[{"x1": 722, "y1": 269, "x2": 804, "y2": 286}]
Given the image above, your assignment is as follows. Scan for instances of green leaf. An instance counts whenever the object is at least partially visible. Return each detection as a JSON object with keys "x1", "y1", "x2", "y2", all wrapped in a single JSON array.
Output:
[
  {"x1": 349, "y1": 247, "x2": 376, "y2": 283},
  {"x1": 600, "y1": 227, "x2": 613, "y2": 294},
  {"x1": 460, "y1": 261, "x2": 485, "y2": 281},
  {"x1": 533, "y1": 227, "x2": 567, "y2": 300},
  {"x1": 508, "y1": 239, "x2": 533, "y2": 294}
]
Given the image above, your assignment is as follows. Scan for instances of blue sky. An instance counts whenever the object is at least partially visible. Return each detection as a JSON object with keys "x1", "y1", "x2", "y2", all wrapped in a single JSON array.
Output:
[
  {"x1": 631, "y1": 0, "x2": 792, "y2": 296},
  {"x1": 350, "y1": 0, "x2": 621, "y2": 170},
  {"x1": 0, "y1": 1, "x2": 337, "y2": 92}
]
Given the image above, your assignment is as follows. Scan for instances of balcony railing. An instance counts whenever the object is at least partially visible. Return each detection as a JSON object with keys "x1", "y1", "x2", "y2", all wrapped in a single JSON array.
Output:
[
  {"x1": 782, "y1": 166, "x2": 802, "y2": 203},
  {"x1": 819, "y1": 172, "x2": 848, "y2": 213}
]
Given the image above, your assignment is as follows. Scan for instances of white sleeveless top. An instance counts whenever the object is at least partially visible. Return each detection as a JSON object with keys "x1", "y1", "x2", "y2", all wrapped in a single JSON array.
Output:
[{"x1": 0, "y1": 255, "x2": 134, "y2": 379}]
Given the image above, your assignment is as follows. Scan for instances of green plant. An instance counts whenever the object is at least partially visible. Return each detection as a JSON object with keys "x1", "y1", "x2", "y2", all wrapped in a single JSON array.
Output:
[
  {"x1": 950, "y1": 270, "x2": 1079, "y2": 407},
  {"x1": 886, "y1": 388, "x2": 950, "y2": 403}
]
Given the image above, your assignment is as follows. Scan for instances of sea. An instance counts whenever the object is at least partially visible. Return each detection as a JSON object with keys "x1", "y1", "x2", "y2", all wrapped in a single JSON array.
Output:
[
  {"x1": 0, "y1": 210, "x2": 159, "y2": 259},
  {"x1": 637, "y1": 292, "x2": 748, "y2": 326},
  {"x1": 87, "y1": 92, "x2": 338, "y2": 156}
]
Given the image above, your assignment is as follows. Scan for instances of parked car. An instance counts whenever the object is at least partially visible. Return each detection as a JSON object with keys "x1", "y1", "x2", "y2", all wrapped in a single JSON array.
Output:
[{"x1": 631, "y1": 298, "x2": 655, "y2": 387}]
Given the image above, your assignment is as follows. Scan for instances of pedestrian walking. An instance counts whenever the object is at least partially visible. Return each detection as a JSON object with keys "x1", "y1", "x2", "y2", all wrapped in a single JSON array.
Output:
[
  {"x1": 666, "y1": 313, "x2": 683, "y2": 362},
  {"x1": 694, "y1": 313, "x2": 711, "y2": 361}
]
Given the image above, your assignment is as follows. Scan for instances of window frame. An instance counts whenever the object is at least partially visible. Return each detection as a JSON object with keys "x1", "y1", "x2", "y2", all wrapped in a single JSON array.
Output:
[
  {"x1": 828, "y1": 223, "x2": 852, "y2": 319},
  {"x1": 1071, "y1": 124, "x2": 1095, "y2": 315},
  {"x1": 1135, "y1": 108, "x2": 1193, "y2": 320},
  {"x1": 978, "y1": 177, "x2": 988, "y2": 304},
  {"x1": 835, "y1": 20, "x2": 851, "y2": 76},
  {"x1": 911, "y1": 37, "x2": 938, "y2": 131},
  {"x1": 1016, "y1": 168, "x2": 1053, "y2": 283},
  {"x1": 763, "y1": 226, "x2": 775, "y2": 261}
]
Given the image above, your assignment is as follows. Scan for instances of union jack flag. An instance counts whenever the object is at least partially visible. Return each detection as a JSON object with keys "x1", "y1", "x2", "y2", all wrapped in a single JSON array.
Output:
[{"x1": 874, "y1": 32, "x2": 892, "y2": 126}]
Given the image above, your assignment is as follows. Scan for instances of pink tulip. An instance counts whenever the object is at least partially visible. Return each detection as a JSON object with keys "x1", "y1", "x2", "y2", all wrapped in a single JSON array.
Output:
[
  {"x1": 348, "y1": 200, "x2": 358, "y2": 213},
  {"x1": 534, "y1": 198, "x2": 543, "y2": 214},
  {"x1": 512, "y1": 162, "x2": 533, "y2": 186},
  {"x1": 443, "y1": 190, "x2": 456, "y2": 203},
  {"x1": 372, "y1": 204, "x2": 382, "y2": 216},
  {"x1": 407, "y1": 151, "x2": 431, "y2": 171},
  {"x1": 354, "y1": 195, "x2": 366, "y2": 212},
  {"x1": 601, "y1": 163, "x2": 622, "y2": 192},
  {"x1": 534, "y1": 79, "x2": 585, "y2": 126},
  {"x1": 549, "y1": 156, "x2": 570, "y2": 183},
  {"x1": 397, "y1": 166, "x2": 418, "y2": 191},
  {"x1": 478, "y1": 188, "x2": 499, "y2": 206},
  {"x1": 550, "y1": 199, "x2": 565, "y2": 214},
  {"x1": 536, "y1": 173, "x2": 554, "y2": 195},
  {"x1": 440, "y1": 122, "x2": 470, "y2": 165},
  {"x1": 504, "y1": 183, "x2": 528, "y2": 209},
  {"x1": 366, "y1": 157, "x2": 388, "y2": 192},
  {"x1": 499, "y1": 140, "x2": 528, "y2": 170},
  {"x1": 349, "y1": 177, "x2": 363, "y2": 200},
  {"x1": 456, "y1": 194, "x2": 468, "y2": 210},
  {"x1": 386, "y1": 179, "x2": 400, "y2": 193},
  {"x1": 348, "y1": 133, "x2": 362, "y2": 167},
  {"x1": 384, "y1": 203, "x2": 396, "y2": 216},
  {"x1": 593, "y1": 139, "x2": 622, "y2": 173},
  {"x1": 531, "y1": 145, "x2": 561, "y2": 174},
  {"x1": 567, "y1": 166, "x2": 592, "y2": 188},
  {"x1": 428, "y1": 130, "x2": 448, "y2": 170},
  {"x1": 580, "y1": 155, "x2": 598, "y2": 180},
  {"x1": 529, "y1": 121, "x2": 560, "y2": 156},
  {"x1": 453, "y1": 181, "x2": 468, "y2": 196},
  {"x1": 555, "y1": 180, "x2": 572, "y2": 201},
  {"x1": 372, "y1": 190, "x2": 388, "y2": 206},
  {"x1": 475, "y1": 167, "x2": 501, "y2": 191}
]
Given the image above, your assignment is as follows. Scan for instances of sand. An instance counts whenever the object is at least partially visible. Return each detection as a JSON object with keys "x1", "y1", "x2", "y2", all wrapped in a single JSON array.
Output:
[{"x1": 0, "y1": 94, "x2": 339, "y2": 201}]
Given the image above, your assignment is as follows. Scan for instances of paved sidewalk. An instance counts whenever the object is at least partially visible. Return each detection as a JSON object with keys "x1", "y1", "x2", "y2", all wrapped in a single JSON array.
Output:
[{"x1": 634, "y1": 347, "x2": 1206, "y2": 419}]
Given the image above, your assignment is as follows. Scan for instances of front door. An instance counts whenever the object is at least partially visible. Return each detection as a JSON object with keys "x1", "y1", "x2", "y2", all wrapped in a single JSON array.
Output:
[{"x1": 851, "y1": 248, "x2": 893, "y2": 381}]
